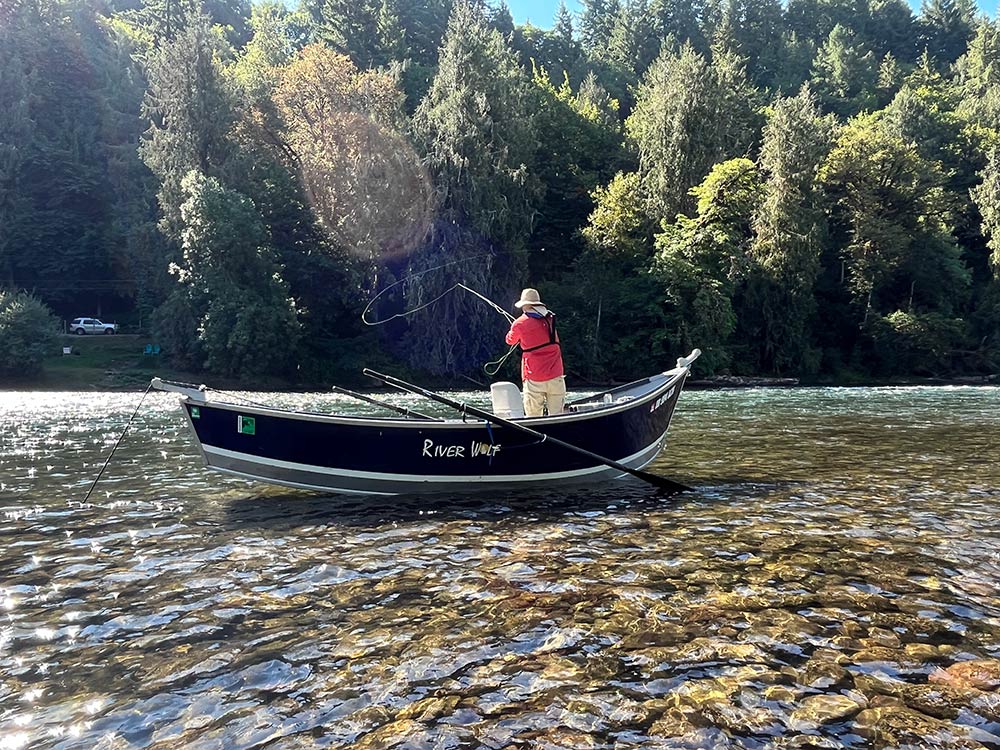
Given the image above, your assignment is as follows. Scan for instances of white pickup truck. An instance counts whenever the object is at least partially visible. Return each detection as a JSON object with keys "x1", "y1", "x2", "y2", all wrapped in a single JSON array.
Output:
[{"x1": 70, "y1": 317, "x2": 119, "y2": 335}]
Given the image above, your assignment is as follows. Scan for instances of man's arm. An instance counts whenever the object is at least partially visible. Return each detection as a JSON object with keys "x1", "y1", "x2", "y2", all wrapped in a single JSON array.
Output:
[{"x1": 505, "y1": 318, "x2": 521, "y2": 346}]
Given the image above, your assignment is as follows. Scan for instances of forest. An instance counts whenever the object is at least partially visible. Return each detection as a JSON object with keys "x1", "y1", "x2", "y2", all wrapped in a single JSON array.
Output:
[{"x1": 1, "y1": 0, "x2": 999, "y2": 384}]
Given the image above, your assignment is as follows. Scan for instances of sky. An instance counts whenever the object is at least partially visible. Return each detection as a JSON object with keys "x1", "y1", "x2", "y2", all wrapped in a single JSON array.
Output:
[{"x1": 505, "y1": 0, "x2": 998, "y2": 28}]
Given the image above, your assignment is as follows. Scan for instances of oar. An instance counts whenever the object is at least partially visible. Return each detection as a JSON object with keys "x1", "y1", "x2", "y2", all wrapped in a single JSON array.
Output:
[
  {"x1": 362, "y1": 369, "x2": 691, "y2": 495},
  {"x1": 331, "y1": 385, "x2": 442, "y2": 421}
]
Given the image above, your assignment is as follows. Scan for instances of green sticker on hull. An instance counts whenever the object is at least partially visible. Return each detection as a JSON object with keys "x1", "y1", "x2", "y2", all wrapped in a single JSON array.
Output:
[{"x1": 238, "y1": 415, "x2": 255, "y2": 435}]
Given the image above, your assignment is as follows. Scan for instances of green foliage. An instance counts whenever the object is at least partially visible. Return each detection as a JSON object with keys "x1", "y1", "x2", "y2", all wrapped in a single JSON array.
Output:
[
  {"x1": 626, "y1": 43, "x2": 759, "y2": 223},
  {"x1": 3, "y1": 0, "x2": 999, "y2": 385},
  {"x1": 717, "y1": 0, "x2": 784, "y2": 88},
  {"x1": 579, "y1": 0, "x2": 622, "y2": 55},
  {"x1": 412, "y1": 2, "x2": 538, "y2": 249},
  {"x1": 819, "y1": 112, "x2": 969, "y2": 324},
  {"x1": 869, "y1": 310, "x2": 967, "y2": 373},
  {"x1": 140, "y1": 15, "x2": 236, "y2": 242},
  {"x1": 972, "y1": 148, "x2": 1000, "y2": 274},
  {"x1": 405, "y1": 1, "x2": 539, "y2": 373},
  {"x1": 812, "y1": 24, "x2": 879, "y2": 118},
  {"x1": 653, "y1": 158, "x2": 764, "y2": 372},
  {"x1": 0, "y1": 291, "x2": 59, "y2": 379},
  {"x1": 528, "y1": 69, "x2": 625, "y2": 279},
  {"x1": 160, "y1": 171, "x2": 300, "y2": 376},
  {"x1": 918, "y1": 0, "x2": 976, "y2": 67},
  {"x1": 583, "y1": 172, "x2": 655, "y2": 262},
  {"x1": 744, "y1": 87, "x2": 835, "y2": 374}
]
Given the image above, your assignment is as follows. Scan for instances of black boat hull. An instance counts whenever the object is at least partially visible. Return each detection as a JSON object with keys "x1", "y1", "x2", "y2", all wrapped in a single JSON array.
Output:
[{"x1": 163, "y1": 368, "x2": 690, "y2": 496}]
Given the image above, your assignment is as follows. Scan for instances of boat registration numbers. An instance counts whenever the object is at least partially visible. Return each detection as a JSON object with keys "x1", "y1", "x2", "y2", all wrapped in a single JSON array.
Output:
[{"x1": 649, "y1": 387, "x2": 676, "y2": 413}]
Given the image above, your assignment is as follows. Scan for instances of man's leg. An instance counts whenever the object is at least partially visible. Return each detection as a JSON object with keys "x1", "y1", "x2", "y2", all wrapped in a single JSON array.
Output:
[
  {"x1": 522, "y1": 379, "x2": 546, "y2": 417},
  {"x1": 546, "y1": 376, "x2": 567, "y2": 415}
]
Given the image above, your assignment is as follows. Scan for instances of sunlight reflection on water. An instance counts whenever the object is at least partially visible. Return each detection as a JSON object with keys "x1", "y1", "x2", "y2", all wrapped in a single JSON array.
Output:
[{"x1": 0, "y1": 385, "x2": 999, "y2": 749}]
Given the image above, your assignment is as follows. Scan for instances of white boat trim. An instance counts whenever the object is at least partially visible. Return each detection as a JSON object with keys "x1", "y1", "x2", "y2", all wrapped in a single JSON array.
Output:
[{"x1": 201, "y1": 434, "x2": 666, "y2": 486}]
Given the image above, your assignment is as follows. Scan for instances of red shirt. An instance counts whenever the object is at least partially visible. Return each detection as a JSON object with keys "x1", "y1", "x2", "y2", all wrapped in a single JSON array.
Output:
[{"x1": 505, "y1": 313, "x2": 564, "y2": 382}]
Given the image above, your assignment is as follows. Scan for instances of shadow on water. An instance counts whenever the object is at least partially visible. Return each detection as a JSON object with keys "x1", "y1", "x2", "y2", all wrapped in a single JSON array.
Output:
[{"x1": 218, "y1": 477, "x2": 798, "y2": 529}]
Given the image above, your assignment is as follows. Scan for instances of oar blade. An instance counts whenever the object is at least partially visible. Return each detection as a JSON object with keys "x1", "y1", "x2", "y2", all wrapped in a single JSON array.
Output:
[{"x1": 629, "y1": 469, "x2": 691, "y2": 494}]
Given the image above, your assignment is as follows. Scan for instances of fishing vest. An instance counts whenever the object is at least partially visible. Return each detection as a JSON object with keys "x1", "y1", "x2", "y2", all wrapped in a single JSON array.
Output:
[{"x1": 522, "y1": 314, "x2": 559, "y2": 353}]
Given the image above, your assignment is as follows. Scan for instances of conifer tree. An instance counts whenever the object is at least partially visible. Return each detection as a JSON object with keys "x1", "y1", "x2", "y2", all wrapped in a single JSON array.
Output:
[
  {"x1": 868, "y1": 0, "x2": 918, "y2": 61},
  {"x1": 745, "y1": 88, "x2": 836, "y2": 373},
  {"x1": 554, "y1": 0, "x2": 574, "y2": 42},
  {"x1": 919, "y1": 0, "x2": 977, "y2": 67},
  {"x1": 407, "y1": 1, "x2": 539, "y2": 373},
  {"x1": 579, "y1": 0, "x2": 622, "y2": 55},
  {"x1": 812, "y1": 24, "x2": 879, "y2": 117},
  {"x1": 626, "y1": 43, "x2": 758, "y2": 222},
  {"x1": 140, "y1": 15, "x2": 235, "y2": 242},
  {"x1": 972, "y1": 148, "x2": 1000, "y2": 274},
  {"x1": 717, "y1": 0, "x2": 783, "y2": 87},
  {"x1": 955, "y1": 20, "x2": 1000, "y2": 129},
  {"x1": 309, "y1": 0, "x2": 381, "y2": 68},
  {"x1": 649, "y1": 0, "x2": 705, "y2": 50}
]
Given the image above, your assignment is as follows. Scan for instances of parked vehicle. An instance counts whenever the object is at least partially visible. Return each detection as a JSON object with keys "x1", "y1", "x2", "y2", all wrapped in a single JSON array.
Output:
[{"x1": 69, "y1": 318, "x2": 118, "y2": 335}]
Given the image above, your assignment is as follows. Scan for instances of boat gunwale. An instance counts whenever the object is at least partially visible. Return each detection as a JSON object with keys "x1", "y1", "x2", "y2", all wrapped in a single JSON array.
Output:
[{"x1": 169, "y1": 367, "x2": 689, "y2": 429}]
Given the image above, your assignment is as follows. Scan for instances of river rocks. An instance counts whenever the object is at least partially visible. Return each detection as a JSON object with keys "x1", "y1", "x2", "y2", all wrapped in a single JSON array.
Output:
[
  {"x1": 353, "y1": 719, "x2": 425, "y2": 749},
  {"x1": 788, "y1": 693, "x2": 863, "y2": 728},
  {"x1": 864, "y1": 627, "x2": 902, "y2": 649},
  {"x1": 798, "y1": 659, "x2": 850, "y2": 689},
  {"x1": 853, "y1": 706, "x2": 991, "y2": 749},
  {"x1": 930, "y1": 660, "x2": 1000, "y2": 691},
  {"x1": 852, "y1": 646, "x2": 904, "y2": 663},
  {"x1": 763, "y1": 685, "x2": 799, "y2": 703},
  {"x1": 396, "y1": 695, "x2": 461, "y2": 722},
  {"x1": 897, "y1": 683, "x2": 976, "y2": 720}
]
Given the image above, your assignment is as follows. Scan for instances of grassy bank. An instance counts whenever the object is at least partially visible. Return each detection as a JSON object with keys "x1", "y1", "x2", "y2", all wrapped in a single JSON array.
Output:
[{"x1": 30, "y1": 334, "x2": 180, "y2": 390}]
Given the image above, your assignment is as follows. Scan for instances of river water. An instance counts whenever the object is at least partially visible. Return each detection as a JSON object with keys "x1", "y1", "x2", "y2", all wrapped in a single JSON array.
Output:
[{"x1": 1, "y1": 385, "x2": 999, "y2": 750}]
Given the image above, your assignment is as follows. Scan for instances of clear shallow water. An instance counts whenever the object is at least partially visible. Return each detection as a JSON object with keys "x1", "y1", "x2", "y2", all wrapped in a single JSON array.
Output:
[{"x1": 1, "y1": 385, "x2": 999, "y2": 749}]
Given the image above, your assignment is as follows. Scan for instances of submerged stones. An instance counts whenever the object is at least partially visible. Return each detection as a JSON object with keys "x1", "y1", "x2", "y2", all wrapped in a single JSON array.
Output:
[
  {"x1": 931, "y1": 660, "x2": 1000, "y2": 692},
  {"x1": 788, "y1": 694, "x2": 863, "y2": 727}
]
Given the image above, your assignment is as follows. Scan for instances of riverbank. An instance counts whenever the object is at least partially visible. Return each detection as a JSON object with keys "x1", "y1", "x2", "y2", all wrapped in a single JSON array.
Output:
[{"x1": 3, "y1": 334, "x2": 997, "y2": 392}]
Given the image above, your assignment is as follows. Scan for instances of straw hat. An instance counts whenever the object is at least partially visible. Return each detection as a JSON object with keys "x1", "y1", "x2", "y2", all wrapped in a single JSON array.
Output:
[{"x1": 514, "y1": 288, "x2": 544, "y2": 309}]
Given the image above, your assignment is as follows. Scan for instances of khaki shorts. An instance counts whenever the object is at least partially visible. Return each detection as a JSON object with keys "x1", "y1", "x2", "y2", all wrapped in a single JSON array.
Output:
[{"x1": 523, "y1": 376, "x2": 567, "y2": 417}]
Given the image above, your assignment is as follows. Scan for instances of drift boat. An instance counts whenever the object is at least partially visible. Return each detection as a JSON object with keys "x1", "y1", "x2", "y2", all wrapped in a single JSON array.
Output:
[{"x1": 152, "y1": 350, "x2": 700, "y2": 496}]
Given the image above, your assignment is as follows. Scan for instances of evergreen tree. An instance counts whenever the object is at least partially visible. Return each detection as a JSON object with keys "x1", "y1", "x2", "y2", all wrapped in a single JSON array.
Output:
[
  {"x1": 649, "y1": 0, "x2": 706, "y2": 51},
  {"x1": 812, "y1": 24, "x2": 879, "y2": 118},
  {"x1": 744, "y1": 87, "x2": 836, "y2": 374},
  {"x1": 919, "y1": 0, "x2": 977, "y2": 67},
  {"x1": 868, "y1": 0, "x2": 918, "y2": 61},
  {"x1": 955, "y1": 20, "x2": 1000, "y2": 129},
  {"x1": 626, "y1": 43, "x2": 759, "y2": 222},
  {"x1": 972, "y1": 148, "x2": 1000, "y2": 274},
  {"x1": 140, "y1": 15, "x2": 235, "y2": 242},
  {"x1": 554, "y1": 0, "x2": 574, "y2": 42},
  {"x1": 606, "y1": 0, "x2": 655, "y2": 78},
  {"x1": 160, "y1": 171, "x2": 299, "y2": 375},
  {"x1": 308, "y1": 0, "x2": 381, "y2": 68},
  {"x1": 579, "y1": 0, "x2": 621, "y2": 55},
  {"x1": 0, "y1": 24, "x2": 32, "y2": 286},
  {"x1": 407, "y1": 1, "x2": 539, "y2": 373},
  {"x1": 716, "y1": 0, "x2": 784, "y2": 88}
]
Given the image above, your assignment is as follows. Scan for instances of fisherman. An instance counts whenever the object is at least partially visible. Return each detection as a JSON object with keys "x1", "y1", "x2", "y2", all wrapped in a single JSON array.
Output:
[{"x1": 505, "y1": 288, "x2": 565, "y2": 417}]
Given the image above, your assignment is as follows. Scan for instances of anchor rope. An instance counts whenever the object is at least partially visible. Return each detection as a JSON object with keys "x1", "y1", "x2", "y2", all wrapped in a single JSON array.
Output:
[{"x1": 81, "y1": 381, "x2": 153, "y2": 503}]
